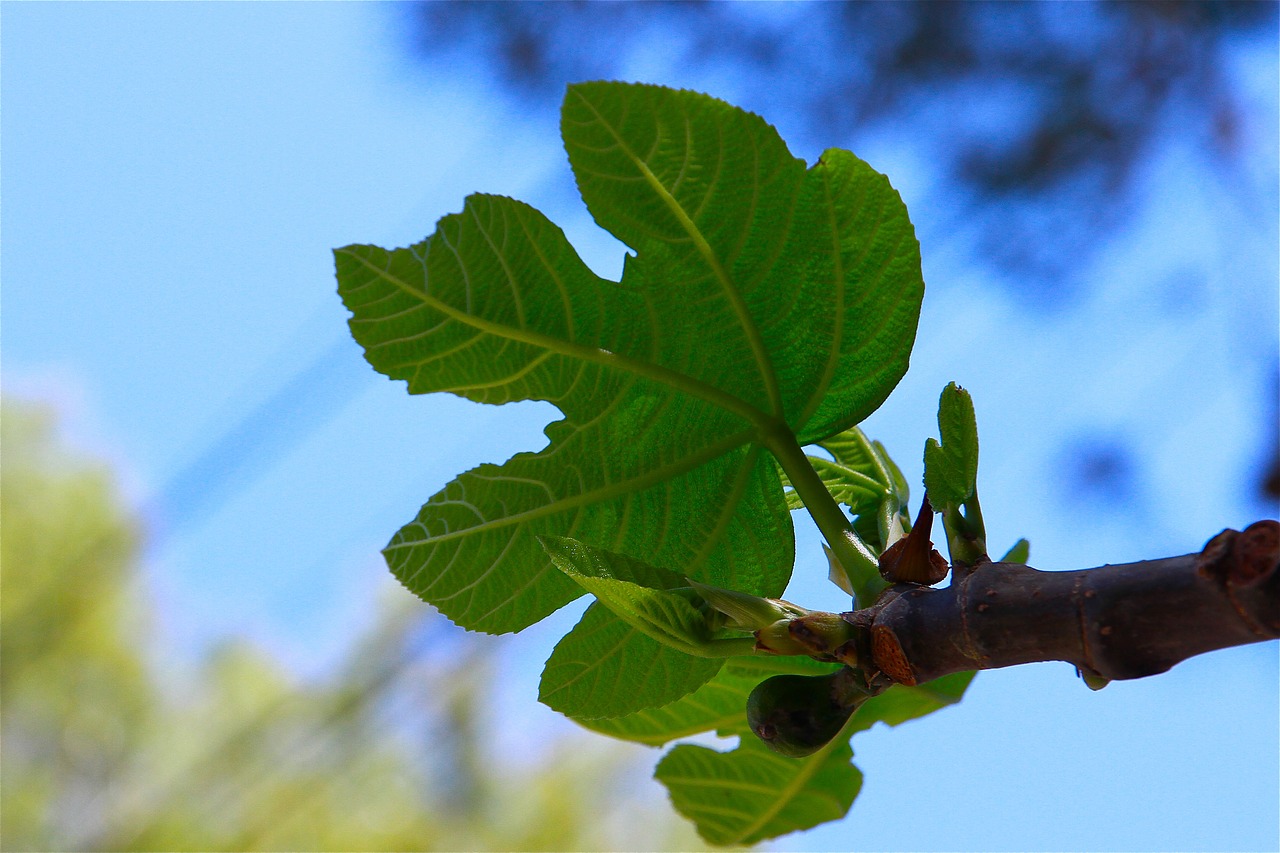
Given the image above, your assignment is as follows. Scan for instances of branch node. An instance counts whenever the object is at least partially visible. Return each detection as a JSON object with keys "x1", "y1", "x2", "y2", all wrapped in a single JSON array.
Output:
[
  {"x1": 1197, "y1": 520, "x2": 1280, "y2": 637},
  {"x1": 871, "y1": 625, "x2": 916, "y2": 686}
]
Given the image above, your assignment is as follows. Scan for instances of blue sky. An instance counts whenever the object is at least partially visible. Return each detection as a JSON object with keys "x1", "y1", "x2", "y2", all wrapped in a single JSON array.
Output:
[{"x1": 3, "y1": 3, "x2": 1277, "y2": 851}]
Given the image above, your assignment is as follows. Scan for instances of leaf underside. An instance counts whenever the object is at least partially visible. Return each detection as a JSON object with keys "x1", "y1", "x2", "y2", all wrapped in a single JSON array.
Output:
[
  {"x1": 659, "y1": 737, "x2": 863, "y2": 847},
  {"x1": 336, "y1": 80, "x2": 932, "y2": 843},
  {"x1": 337, "y1": 81, "x2": 924, "y2": 714}
]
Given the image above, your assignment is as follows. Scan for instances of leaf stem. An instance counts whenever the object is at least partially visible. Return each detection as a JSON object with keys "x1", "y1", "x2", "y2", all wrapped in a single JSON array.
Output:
[
  {"x1": 941, "y1": 491, "x2": 988, "y2": 567},
  {"x1": 762, "y1": 421, "x2": 880, "y2": 584}
]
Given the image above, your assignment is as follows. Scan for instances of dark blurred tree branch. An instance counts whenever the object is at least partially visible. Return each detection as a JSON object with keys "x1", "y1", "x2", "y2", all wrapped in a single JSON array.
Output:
[
  {"x1": 401, "y1": 0, "x2": 1279, "y2": 520},
  {"x1": 405, "y1": 0, "x2": 1274, "y2": 294}
]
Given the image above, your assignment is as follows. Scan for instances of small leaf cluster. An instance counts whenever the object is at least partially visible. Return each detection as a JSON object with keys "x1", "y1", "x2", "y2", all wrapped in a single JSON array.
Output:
[{"x1": 336, "y1": 81, "x2": 999, "y2": 844}]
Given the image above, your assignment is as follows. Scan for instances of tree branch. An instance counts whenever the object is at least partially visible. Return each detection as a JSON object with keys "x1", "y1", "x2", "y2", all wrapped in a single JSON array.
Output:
[{"x1": 844, "y1": 521, "x2": 1279, "y2": 686}]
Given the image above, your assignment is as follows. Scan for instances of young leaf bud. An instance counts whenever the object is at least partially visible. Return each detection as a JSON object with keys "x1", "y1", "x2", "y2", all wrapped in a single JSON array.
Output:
[
  {"x1": 687, "y1": 578, "x2": 808, "y2": 631},
  {"x1": 753, "y1": 619, "x2": 816, "y2": 656},
  {"x1": 787, "y1": 612, "x2": 856, "y2": 658},
  {"x1": 879, "y1": 495, "x2": 950, "y2": 585}
]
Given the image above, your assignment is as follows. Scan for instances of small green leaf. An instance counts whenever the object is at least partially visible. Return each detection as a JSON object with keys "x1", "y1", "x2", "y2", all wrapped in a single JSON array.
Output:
[
  {"x1": 539, "y1": 602, "x2": 724, "y2": 719},
  {"x1": 776, "y1": 426, "x2": 910, "y2": 604},
  {"x1": 779, "y1": 428, "x2": 909, "y2": 554},
  {"x1": 923, "y1": 382, "x2": 979, "y2": 508},
  {"x1": 1000, "y1": 538, "x2": 1031, "y2": 564},
  {"x1": 799, "y1": 456, "x2": 886, "y2": 508},
  {"x1": 813, "y1": 427, "x2": 910, "y2": 603},
  {"x1": 827, "y1": 433, "x2": 909, "y2": 544},
  {"x1": 540, "y1": 537, "x2": 756, "y2": 658},
  {"x1": 658, "y1": 735, "x2": 862, "y2": 846},
  {"x1": 923, "y1": 382, "x2": 987, "y2": 565}
]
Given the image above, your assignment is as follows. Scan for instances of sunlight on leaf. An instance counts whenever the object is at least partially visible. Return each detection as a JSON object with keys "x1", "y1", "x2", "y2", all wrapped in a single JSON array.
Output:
[
  {"x1": 337, "y1": 80, "x2": 932, "y2": 841},
  {"x1": 338, "y1": 82, "x2": 924, "y2": 717}
]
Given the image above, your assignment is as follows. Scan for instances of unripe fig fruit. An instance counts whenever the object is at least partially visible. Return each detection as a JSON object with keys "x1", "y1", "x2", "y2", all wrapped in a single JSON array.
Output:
[{"x1": 746, "y1": 670, "x2": 861, "y2": 758}]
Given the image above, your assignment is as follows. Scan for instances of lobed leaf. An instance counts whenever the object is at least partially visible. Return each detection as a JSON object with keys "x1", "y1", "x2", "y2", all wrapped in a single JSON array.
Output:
[
  {"x1": 334, "y1": 80, "x2": 968, "y2": 843},
  {"x1": 336, "y1": 193, "x2": 793, "y2": 637},
  {"x1": 336, "y1": 82, "x2": 925, "y2": 677}
]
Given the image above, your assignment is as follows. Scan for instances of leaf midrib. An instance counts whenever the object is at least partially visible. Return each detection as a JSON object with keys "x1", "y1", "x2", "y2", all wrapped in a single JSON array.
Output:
[
  {"x1": 796, "y1": 158, "x2": 849, "y2": 427},
  {"x1": 731, "y1": 715, "x2": 859, "y2": 844},
  {"x1": 340, "y1": 247, "x2": 772, "y2": 433},
  {"x1": 568, "y1": 89, "x2": 785, "y2": 420},
  {"x1": 386, "y1": 427, "x2": 757, "y2": 549}
]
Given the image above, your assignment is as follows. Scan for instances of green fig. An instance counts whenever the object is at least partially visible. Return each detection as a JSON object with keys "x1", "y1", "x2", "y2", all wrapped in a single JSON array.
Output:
[{"x1": 746, "y1": 670, "x2": 863, "y2": 758}]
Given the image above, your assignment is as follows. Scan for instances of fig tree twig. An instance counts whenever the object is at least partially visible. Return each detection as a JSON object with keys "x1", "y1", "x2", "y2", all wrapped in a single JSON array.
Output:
[{"x1": 842, "y1": 520, "x2": 1279, "y2": 686}]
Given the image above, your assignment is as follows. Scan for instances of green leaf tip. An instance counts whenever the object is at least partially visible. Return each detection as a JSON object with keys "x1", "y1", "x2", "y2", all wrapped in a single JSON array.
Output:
[
  {"x1": 923, "y1": 381, "x2": 979, "y2": 508},
  {"x1": 1000, "y1": 537, "x2": 1031, "y2": 564},
  {"x1": 923, "y1": 382, "x2": 987, "y2": 564}
]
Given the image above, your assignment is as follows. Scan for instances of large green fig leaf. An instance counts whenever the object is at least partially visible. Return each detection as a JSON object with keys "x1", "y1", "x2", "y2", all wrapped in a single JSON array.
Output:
[{"x1": 336, "y1": 81, "x2": 923, "y2": 719}]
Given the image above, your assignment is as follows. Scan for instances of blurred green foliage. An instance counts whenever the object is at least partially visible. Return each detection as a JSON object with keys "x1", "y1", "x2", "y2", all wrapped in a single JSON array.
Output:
[{"x1": 1, "y1": 401, "x2": 710, "y2": 851}]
